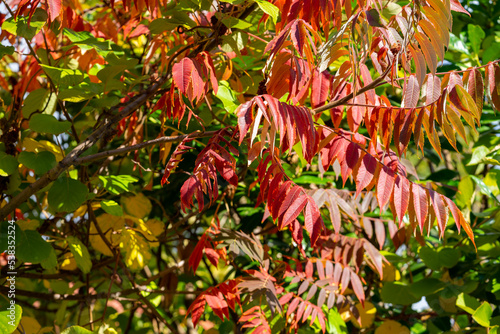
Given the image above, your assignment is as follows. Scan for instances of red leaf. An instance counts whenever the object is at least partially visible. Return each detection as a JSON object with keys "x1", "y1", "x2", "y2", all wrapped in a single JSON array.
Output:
[
  {"x1": 280, "y1": 292, "x2": 294, "y2": 305},
  {"x1": 342, "y1": 142, "x2": 360, "y2": 186},
  {"x1": 311, "y1": 70, "x2": 331, "y2": 108},
  {"x1": 304, "y1": 197, "x2": 324, "y2": 246},
  {"x1": 282, "y1": 193, "x2": 308, "y2": 228},
  {"x1": 129, "y1": 24, "x2": 149, "y2": 38},
  {"x1": 204, "y1": 247, "x2": 220, "y2": 267},
  {"x1": 188, "y1": 234, "x2": 208, "y2": 272},
  {"x1": 287, "y1": 297, "x2": 301, "y2": 317},
  {"x1": 376, "y1": 166, "x2": 395, "y2": 210},
  {"x1": 450, "y1": 0, "x2": 470, "y2": 15},
  {"x1": 486, "y1": 63, "x2": 500, "y2": 112},
  {"x1": 187, "y1": 295, "x2": 206, "y2": 326},
  {"x1": 393, "y1": 175, "x2": 410, "y2": 226},
  {"x1": 363, "y1": 241, "x2": 384, "y2": 278},
  {"x1": 355, "y1": 153, "x2": 377, "y2": 197},
  {"x1": 290, "y1": 20, "x2": 306, "y2": 56},
  {"x1": 278, "y1": 185, "x2": 303, "y2": 221},
  {"x1": 264, "y1": 21, "x2": 293, "y2": 57},
  {"x1": 430, "y1": 190, "x2": 448, "y2": 237},
  {"x1": 198, "y1": 51, "x2": 219, "y2": 95},
  {"x1": 47, "y1": 0, "x2": 62, "y2": 22},
  {"x1": 403, "y1": 75, "x2": 420, "y2": 108},
  {"x1": 350, "y1": 270, "x2": 365, "y2": 305},
  {"x1": 237, "y1": 101, "x2": 254, "y2": 144},
  {"x1": 374, "y1": 219, "x2": 386, "y2": 249},
  {"x1": 270, "y1": 179, "x2": 292, "y2": 218},
  {"x1": 426, "y1": 74, "x2": 441, "y2": 105},
  {"x1": 290, "y1": 219, "x2": 304, "y2": 249},
  {"x1": 468, "y1": 67, "x2": 484, "y2": 114},
  {"x1": 443, "y1": 196, "x2": 476, "y2": 248},
  {"x1": 340, "y1": 267, "x2": 350, "y2": 294},
  {"x1": 412, "y1": 184, "x2": 428, "y2": 233},
  {"x1": 173, "y1": 58, "x2": 194, "y2": 96}
]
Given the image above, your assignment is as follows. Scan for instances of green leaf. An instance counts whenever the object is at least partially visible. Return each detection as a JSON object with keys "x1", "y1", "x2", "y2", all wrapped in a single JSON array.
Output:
[
  {"x1": 101, "y1": 200, "x2": 124, "y2": 216},
  {"x1": 22, "y1": 88, "x2": 57, "y2": 117},
  {"x1": 58, "y1": 88, "x2": 97, "y2": 102},
  {"x1": 468, "y1": 24, "x2": 485, "y2": 54},
  {"x1": 67, "y1": 236, "x2": 92, "y2": 274},
  {"x1": 456, "y1": 175, "x2": 474, "y2": 209},
  {"x1": 483, "y1": 42, "x2": 500, "y2": 64},
  {"x1": 409, "y1": 278, "x2": 446, "y2": 298},
  {"x1": 0, "y1": 304, "x2": 22, "y2": 334},
  {"x1": 255, "y1": 0, "x2": 279, "y2": 24},
  {"x1": 0, "y1": 45, "x2": 15, "y2": 59},
  {"x1": 456, "y1": 293, "x2": 481, "y2": 314},
  {"x1": 149, "y1": 18, "x2": 181, "y2": 34},
  {"x1": 40, "y1": 247, "x2": 58, "y2": 270},
  {"x1": 0, "y1": 152, "x2": 18, "y2": 176},
  {"x1": 326, "y1": 307, "x2": 348, "y2": 333},
  {"x1": 471, "y1": 175, "x2": 499, "y2": 203},
  {"x1": 40, "y1": 64, "x2": 85, "y2": 87},
  {"x1": 381, "y1": 2, "x2": 402, "y2": 19},
  {"x1": 98, "y1": 175, "x2": 137, "y2": 195},
  {"x1": 29, "y1": 114, "x2": 72, "y2": 135},
  {"x1": 418, "y1": 247, "x2": 460, "y2": 271},
  {"x1": 161, "y1": 10, "x2": 197, "y2": 28},
  {"x1": 293, "y1": 175, "x2": 328, "y2": 185},
  {"x1": 48, "y1": 177, "x2": 89, "y2": 212},
  {"x1": 61, "y1": 326, "x2": 93, "y2": 334},
  {"x1": 215, "y1": 81, "x2": 239, "y2": 113},
  {"x1": 468, "y1": 145, "x2": 490, "y2": 165},
  {"x1": 96, "y1": 55, "x2": 137, "y2": 87},
  {"x1": 438, "y1": 248, "x2": 461, "y2": 268},
  {"x1": 214, "y1": 12, "x2": 252, "y2": 29},
  {"x1": 381, "y1": 282, "x2": 420, "y2": 305},
  {"x1": 1, "y1": 9, "x2": 47, "y2": 40},
  {"x1": 17, "y1": 230, "x2": 53, "y2": 264},
  {"x1": 473, "y1": 302, "x2": 492, "y2": 327},
  {"x1": 18, "y1": 151, "x2": 56, "y2": 175},
  {"x1": 63, "y1": 28, "x2": 119, "y2": 57}
]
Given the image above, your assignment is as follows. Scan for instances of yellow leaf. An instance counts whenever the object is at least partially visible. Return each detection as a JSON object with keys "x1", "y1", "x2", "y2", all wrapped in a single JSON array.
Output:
[
  {"x1": 16, "y1": 219, "x2": 40, "y2": 230},
  {"x1": 439, "y1": 296, "x2": 458, "y2": 313},
  {"x1": 339, "y1": 305, "x2": 352, "y2": 322},
  {"x1": 120, "y1": 229, "x2": 151, "y2": 271},
  {"x1": 122, "y1": 193, "x2": 152, "y2": 218},
  {"x1": 19, "y1": 316, "x2": 42, "y2": 334},
  {"x1": 382, "y1": 263, "x2": 401, "y2": 282},
  {"x1": 160, "y1": 132, "x2": 177, "y2": 165},
  {"x1": 73, "y1": 202, "x2": 100, "y2": 218},
  {"x1": 89, "y1": 214, "x2": 125, "y2": 256},
  {"x1": 60, "y1": 252, "x2": 78, "y2": 271},
  {"x1": 124, "y1": 215, "x2": 159, "y2": 247},
  {"x1": 22, "y1": 138, "x2": 64, "y2": 162},
  {"x1": 146, "y1": 218, "x2": 165, "y2": 237},
  {"x1": 352, "y1": 302, "x2": 376, "y2": 328},
  {"x1": 375, "y1": 320, "x2": 410, "y2": 334}
]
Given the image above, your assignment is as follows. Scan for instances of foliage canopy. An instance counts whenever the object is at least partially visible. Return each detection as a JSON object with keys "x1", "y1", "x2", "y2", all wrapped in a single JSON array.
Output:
[{"x1": 0, "y1": 0, "x2": 499, "y2": 333}]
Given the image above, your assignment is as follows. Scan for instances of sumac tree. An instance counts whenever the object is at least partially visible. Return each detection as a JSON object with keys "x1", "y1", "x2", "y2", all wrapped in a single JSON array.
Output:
[{"x1": 0, "y1": 0, "x2": 498, "y2": 333}]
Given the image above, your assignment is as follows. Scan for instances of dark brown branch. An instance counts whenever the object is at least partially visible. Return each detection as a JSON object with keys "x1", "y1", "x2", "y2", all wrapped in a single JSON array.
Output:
[
  {"x1": 74, "y1": 130, "x2": 218, "y2": 165},
  {"x1": 312, "y1": 60, "x2": 393, "y2": 114}
]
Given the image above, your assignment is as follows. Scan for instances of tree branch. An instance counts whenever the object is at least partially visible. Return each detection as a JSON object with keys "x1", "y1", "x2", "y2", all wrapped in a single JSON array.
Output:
[{"x1": 74, "y1": 130, "x2": 218, "y2": 165}]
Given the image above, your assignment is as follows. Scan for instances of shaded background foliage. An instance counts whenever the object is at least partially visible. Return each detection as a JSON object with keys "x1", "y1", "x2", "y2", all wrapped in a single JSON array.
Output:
[{"x1": 0, "y1": 0, "x2": 498, "y2": 333}]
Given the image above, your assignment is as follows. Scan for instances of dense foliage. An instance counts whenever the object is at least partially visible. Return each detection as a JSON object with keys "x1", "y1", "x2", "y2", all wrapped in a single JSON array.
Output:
[{"x1": 0, "y1": 0, "x2": 499, "y2": 333}]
